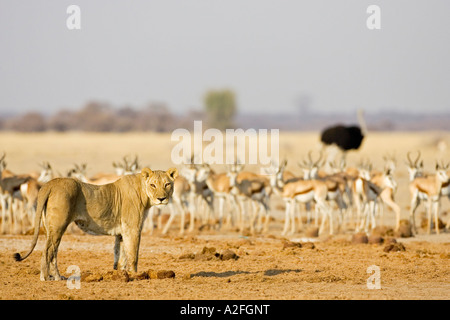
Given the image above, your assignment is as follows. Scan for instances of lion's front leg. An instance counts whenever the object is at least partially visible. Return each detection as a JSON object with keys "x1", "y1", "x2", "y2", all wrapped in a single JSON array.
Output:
[{"x1": 121, "y1": 231, "x2": 141, "y2": 272}]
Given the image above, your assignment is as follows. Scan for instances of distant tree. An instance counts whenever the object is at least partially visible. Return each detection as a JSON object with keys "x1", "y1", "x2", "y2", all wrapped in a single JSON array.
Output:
[
  {"x1": 178, "y1": 109, "x2": 207, "y2": 131},
  {"x1": 8, "y1": 112, "x2": 47, "y2": 132},
  {"x1": 203, "y1": 89, "x2": 237, "y2": 130},
  {"x1": 0, "y1": 101, "x2": 185, "y2": 132},
  {"x1": 48, "y1": 109, "x2": 76, "y2": 132},
  {"x1": 115, "y1": 106, "x2": 138, "y2": 132},
  {"x1": 136, "y1": 103, "x2": 177, "y2": 132},
  {"x1": 75, "y1": 101, "x2": 115, "y2": 132}
]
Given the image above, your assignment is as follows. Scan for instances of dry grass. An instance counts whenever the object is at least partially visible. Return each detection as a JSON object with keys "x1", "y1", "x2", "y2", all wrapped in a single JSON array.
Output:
[
  {"x1": 2, "y1": 130, "x2": 449, "y2": 214},
  {"x1": 2, "y1": 130, "x2": 449, "y2": 172}
]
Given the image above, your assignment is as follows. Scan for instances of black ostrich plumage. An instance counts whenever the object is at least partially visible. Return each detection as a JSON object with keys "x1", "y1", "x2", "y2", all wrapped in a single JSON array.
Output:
[{"x1": 320, "y1": 125, "x2": 364, "y2": 151}]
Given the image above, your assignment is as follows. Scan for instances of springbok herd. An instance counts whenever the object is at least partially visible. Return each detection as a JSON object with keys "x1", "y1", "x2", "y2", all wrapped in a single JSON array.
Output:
[{"x1": 0, "y1": 151, "x2": 449, "y2": 237}]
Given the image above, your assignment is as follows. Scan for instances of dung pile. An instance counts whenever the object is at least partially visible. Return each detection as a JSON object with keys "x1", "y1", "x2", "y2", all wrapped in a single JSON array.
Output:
[
  {"x1": 383, "y1": 242, "x2": 406, "y2": 253},
  {"x1": 178, "y1": 247, "x2": 239, "y2": 261},
  {"x1": 394, "y1": 220, "x2": 413, "y2": 238},
  {"x1": 351, "y1": 232, "x2": 369, "y2": 244},
  {"x1": 352, "y1": 228, "x2": 403, "y2": 245},
  {"x1": 147, "y1": 269, "x2": 176, "y2": 279},
  {"x1": 282, "y1": 240, "x2": 315, "y2": 250}
]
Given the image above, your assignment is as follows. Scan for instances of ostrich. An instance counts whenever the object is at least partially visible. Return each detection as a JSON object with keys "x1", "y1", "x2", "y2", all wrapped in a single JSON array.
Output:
[{"x1": 320, "y1": 109, "x2": 368, "y2": 163}]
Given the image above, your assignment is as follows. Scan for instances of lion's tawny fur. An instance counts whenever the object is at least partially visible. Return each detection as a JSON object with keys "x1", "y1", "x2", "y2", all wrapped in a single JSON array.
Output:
[{"x1": 14, "y1": 167, "x2": 178, "y2": 281}]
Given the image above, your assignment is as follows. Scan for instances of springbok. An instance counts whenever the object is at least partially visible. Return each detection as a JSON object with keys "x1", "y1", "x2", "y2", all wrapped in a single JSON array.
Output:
[
  {"x1": 181, "y1": 162, "x2": 215, "y2": 232},
  {"x1": 299, "y1": 151, "x2": 348, "y2": 231},
  {"x1": 406, "y1": 151, "x2": 450, "y2": 232},
  {"x1": 19, "y1": 162, "x2": 56, "y2": 231},
  {"x1": 201, "y1": 164, "x2": 240, "y2": 231},
  {"x1": 67, "y1": 156, "x2": 141, "y2": 185},
  {"x1": 268, "y1": 159, "x2": 332, "y2": 235},
  {"x1": 0, "y1": 153, "x2": 31, "y2": 234},
  {"x1": 226, "y1": 162, "x2": 272, "y2": 234},
  {"x1": 112, "y1": 155, "x2": 141, "y2": 176},
  {"x1": 405, "y1": 151, "x2": 425, "y2": 181},
  {"x1": 266, "y1": 160, "x2": 311, "y2": 233},
  {"x1": 352, "y1": 161, "x2": 383, "y2": 233},
  {"x1": 409, "y1": 161, "x2": 449, "y2": 235},
  {"x1": 283, "y1": 173, "x2": 331, "y2": 235},
  {"x1": 369, "y1": 155, "x2": 402, "y2": 231}
]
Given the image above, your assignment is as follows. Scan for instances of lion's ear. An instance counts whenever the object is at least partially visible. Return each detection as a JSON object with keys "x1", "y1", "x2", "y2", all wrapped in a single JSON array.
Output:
[
  {"x1": 167, "y1": 167, "x2": 178, "y2": 181},
  {"x1": 141, "y1": 167, "x2": 153, "y2": 179}
]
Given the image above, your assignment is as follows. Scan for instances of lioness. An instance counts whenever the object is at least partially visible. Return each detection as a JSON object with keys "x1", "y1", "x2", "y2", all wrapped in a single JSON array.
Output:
[{"x1": 14, "y1": 167, "x2": 178, "y2": 281}]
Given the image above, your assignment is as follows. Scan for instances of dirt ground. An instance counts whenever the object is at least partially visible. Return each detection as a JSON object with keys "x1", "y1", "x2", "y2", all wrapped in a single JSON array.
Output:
[
  {"x1": 0, "y1": 131, "x2": 449, "y2": 300},
  {"x1": 1, "y1": 224, "x2": 449, "y2": 300}
]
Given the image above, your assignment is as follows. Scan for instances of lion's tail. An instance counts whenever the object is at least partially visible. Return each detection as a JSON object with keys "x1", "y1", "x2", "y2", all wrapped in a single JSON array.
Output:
[{"x1": 13, "y1": 184, "x2": 51, "y2": 262}]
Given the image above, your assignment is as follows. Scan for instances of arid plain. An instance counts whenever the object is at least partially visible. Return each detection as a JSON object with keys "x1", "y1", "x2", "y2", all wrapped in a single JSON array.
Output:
[{"x1": 0, "y1": 131, "x2": 449, "y2": 300}]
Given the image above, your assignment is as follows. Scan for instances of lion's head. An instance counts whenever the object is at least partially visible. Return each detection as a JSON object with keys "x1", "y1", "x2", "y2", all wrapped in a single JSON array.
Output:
[{"x1": 141, "y1": 167, "x2": 178, "y2": 206}]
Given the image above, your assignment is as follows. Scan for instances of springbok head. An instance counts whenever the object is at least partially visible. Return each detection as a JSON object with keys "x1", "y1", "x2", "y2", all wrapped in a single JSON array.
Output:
[
  {"x1": 435, "y1": 161, "x2": 449, "y2": 183},
  {"x1": 299, "y1": 150, "x2": 323, "y2": 180},
  {"x1": 405, "y1": 151, "x2": 423, "y2": 181}
]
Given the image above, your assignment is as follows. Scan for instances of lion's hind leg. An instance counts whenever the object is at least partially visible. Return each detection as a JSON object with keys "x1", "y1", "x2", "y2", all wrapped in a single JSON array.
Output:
[
  {"x1": 40, "y1": 207, "x2": 71, "y2": 281},
  {"x1": 113, "y1": 235, "x2": 126, "y2": 270},
  {"x1": 40, "y1": 226, "x2": 69, "y2": 281}
]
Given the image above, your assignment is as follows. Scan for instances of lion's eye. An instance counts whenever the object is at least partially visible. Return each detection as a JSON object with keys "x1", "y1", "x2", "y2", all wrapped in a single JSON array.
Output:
[
  {"x1": 150, "y1": 184, "x2": 156, "y2": 188},
  {"x1": 165, "y1": 183, "x2": 171, "y2": 188}
]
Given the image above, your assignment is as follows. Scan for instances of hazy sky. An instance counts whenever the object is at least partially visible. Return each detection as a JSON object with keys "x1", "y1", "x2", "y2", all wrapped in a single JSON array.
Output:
[{"x1": 0, "y1": 0, "x2": 449, "y2": 115}]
